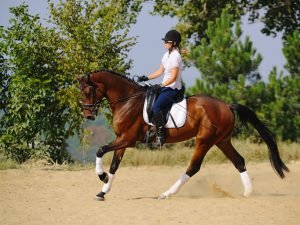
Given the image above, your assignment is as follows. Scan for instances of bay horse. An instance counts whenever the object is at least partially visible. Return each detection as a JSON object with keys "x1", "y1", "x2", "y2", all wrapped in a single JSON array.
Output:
[{"x1": 77, "y1": 70, "x2": 289, "y2": 201}]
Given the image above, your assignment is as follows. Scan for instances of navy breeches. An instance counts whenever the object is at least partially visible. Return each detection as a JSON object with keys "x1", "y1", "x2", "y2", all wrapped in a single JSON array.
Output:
[{"x1": 152, "y1": 87, "x2": 180, "y2": 114}]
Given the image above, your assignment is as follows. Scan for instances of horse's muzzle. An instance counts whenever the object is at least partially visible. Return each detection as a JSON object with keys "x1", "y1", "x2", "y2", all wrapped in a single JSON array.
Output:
[{"x1": 83, "y1": 110, "x2": 96, "y2": 120}]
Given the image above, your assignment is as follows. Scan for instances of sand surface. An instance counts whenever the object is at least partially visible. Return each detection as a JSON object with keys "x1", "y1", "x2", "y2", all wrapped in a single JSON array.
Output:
[{"x1": 1, "y1": 162, "x2": 300, "y2": 225}]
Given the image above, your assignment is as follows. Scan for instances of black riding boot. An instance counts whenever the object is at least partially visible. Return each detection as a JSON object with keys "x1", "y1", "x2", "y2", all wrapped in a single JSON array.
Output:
[{"x1": 153, "y1": 112, "x2": 166, "y2": 147}]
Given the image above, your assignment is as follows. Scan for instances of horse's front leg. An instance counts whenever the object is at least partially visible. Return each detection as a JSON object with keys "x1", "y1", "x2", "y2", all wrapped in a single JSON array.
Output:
[
  {"x1": 95, "y1": 145, "x2": 111, "y2": 184},
  {"x1": 95, "y1": 148, "x2": 125, "y2": 201},
  {"x1": 95, "y1": 141, "x2": 127, "y2": 182}
]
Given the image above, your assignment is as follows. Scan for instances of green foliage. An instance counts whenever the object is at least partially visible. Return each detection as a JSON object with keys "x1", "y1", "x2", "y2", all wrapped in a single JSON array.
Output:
[
  {"x1": 0, "y1": 0, "x2": 141, "y2": 163},
  {"x1": 48, "y1": 0, "x2": 142, "y2": 123},
  {"x1": 0, "y1": 54, "x2": 9, "y2": 112},
  {"x1": 190, "y1": 10, "x2": 262, "y2": 85},
  {"x1": 150, "y1": 0, "x2": 246, "y2": 44},
  {"x1": 0, "y1": 4, "x2": 73, "y2": 163},
  {"x1": 187, "y1": 10, "x2": 263, "y2": 114},
  {"x1": 186, "y1": 11, "x2": 299, "y2": 142},
  {"x1": 246, "y1": 0, "x2": 300, "y2": 38},
  {"x1": 150, "y1": 0, "x2": 299, "y2": 42},
  {"x1": 48, "y1": 0, "x2": 142, "y2": 74},
  {"x1": 261, "y1": 31, "x2": 300, "y2": 141},
  {"x1": 262, "y1": 71, "x2": 300, "y2": 141},
  {"x1": 282, "y1": 31, "x2": 300, "y2": 77}
]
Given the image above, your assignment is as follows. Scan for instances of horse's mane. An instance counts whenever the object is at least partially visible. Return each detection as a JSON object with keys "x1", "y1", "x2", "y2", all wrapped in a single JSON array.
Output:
[{"x1": 90, "y1": 69, "x2": 146, "y2": 89}]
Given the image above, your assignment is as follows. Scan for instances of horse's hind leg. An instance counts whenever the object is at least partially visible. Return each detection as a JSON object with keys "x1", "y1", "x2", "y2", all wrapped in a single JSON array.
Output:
[
  {"x1": 216, "y1": 140, "x2": 252, "y2": 197},
  {"x1": 158, "y1": 138, "x2": 213, "y2": 199},
  {"x1": 95, "y1": 149, "x2": 125, "y2": 201}
]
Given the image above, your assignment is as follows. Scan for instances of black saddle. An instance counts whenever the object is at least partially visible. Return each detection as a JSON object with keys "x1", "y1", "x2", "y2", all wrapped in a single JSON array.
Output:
[{"x1": 145, "y1": 86, "x2": 185, "y2": 123}]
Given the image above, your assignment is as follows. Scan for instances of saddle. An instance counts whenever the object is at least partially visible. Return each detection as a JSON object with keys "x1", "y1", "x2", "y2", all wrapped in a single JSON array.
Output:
[{"x1": 143, "y1": 86, "x2": 187, "y2": 129}]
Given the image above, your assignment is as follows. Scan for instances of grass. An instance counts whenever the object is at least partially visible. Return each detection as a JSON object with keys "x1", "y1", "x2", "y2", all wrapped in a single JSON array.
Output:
[
  {"x1": 0, "y1": 140, "x2": 299, "y2": 170},
  {"x1": 101, "y1": 139, "x2": 300, "y2": 167},
  {"x1": 0, "y1": 158, "x2": 20, "y2": 170}
]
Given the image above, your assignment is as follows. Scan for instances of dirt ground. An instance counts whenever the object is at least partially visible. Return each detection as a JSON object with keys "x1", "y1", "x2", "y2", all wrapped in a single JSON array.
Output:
[{"x1": 1, "y1": 162, "x2": 300, "y2": 225}]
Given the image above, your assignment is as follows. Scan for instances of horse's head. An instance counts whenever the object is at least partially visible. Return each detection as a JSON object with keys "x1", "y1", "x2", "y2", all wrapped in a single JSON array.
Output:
[{"x1": 77, "y1": 74, "x2": 106, "y2": 120}]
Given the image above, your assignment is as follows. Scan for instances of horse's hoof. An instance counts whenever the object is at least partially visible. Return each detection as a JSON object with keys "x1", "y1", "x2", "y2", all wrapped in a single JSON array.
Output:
[
  {"x1": 95, "y1": 196, "x2": 105, "y2": 201},
  {"x1": 95, "y1": 191, "x2": 105, "y2": 201},
  {"x1": 157, "y1": 193, "x2": 169, "y2": 200}
]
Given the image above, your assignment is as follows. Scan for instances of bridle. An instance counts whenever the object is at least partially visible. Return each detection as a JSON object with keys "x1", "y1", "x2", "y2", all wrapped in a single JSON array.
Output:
[
  {"x1": 79, "y1": 74, "x2": 103, "y2": 116},
  {"x1": 79, "y1": 74, "x2": 144, "y2": 116}
]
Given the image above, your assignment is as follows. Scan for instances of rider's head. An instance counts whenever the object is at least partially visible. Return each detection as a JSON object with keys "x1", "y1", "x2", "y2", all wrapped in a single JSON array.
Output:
[{"x1": 162, "y1": 30, "x2": 181, "y2": 48}]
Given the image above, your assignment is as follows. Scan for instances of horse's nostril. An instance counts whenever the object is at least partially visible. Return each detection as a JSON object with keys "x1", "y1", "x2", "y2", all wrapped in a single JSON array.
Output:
[{"x1": 86, "y1": 115, "x2": 95, "y2": 120}]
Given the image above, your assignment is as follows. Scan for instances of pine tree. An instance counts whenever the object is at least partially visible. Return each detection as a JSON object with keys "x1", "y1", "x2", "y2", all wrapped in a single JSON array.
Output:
[
  {"x1": 187, "y1": 10, "x2": 263, "y2": 109},
  {"x1": 262, "y1": 31, "x2": 300, "y2": 141}
]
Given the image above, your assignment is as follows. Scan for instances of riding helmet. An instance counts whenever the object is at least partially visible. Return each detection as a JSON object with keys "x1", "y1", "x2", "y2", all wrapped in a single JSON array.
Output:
[{"x1": 162, "y1": 30, "x2": 181, "y2": 46}]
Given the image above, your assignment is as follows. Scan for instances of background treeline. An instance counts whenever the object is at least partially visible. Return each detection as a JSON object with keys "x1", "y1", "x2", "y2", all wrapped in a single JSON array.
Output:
[
  {"x1": 185, "y1": 10, "x2": 300, "y2": 142},
  {"x1": 0, "y1": 0, "x2": 299, "y2": 164}
]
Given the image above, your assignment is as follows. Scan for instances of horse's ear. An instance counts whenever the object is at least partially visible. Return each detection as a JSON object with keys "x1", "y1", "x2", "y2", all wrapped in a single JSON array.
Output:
[{"x1": 75, "y1": 74, "x2": 82, "y2": 81}]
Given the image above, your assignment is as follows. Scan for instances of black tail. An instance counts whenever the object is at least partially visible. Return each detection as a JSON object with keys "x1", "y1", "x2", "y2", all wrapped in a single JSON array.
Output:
[{"x1": 230, "y1": 103, "x2": 289, "y2": 178}]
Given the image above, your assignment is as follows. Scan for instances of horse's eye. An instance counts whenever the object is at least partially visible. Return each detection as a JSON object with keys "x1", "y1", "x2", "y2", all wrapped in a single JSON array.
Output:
[{"x1": 83, "y1": 86, "x2": 91, "y2": 96}]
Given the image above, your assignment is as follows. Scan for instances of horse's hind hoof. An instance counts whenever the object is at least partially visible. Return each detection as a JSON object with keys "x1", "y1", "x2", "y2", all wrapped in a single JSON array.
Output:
[
  {"x1": 95, "y1": 196, "x2": 105, "y2": 201},
  {"x1": 158, "y1": 193, "x2": 169, "y2": 200},
  {"x1": 95, "y1": 191, "x2": 105, "y2": 201}
]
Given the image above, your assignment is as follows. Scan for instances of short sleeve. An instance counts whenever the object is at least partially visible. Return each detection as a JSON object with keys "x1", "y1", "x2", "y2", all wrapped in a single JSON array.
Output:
[{"x1": 169, "y1": 52, "x2": 181, "y2": 69}]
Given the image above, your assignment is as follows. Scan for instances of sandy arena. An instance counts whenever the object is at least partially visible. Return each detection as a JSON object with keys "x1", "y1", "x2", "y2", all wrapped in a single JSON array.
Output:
[{"x1": 1, "y1": 162, "x2": 300, "y2": 225}]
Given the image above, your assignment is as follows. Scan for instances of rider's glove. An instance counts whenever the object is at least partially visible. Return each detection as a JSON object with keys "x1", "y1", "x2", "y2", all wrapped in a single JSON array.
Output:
[
  {"x1": 151, "y1": 84, "x2": 162, "y2": 94},
  {"x1": 137, "y1": 75, "x2": 149, "y2": 82}
]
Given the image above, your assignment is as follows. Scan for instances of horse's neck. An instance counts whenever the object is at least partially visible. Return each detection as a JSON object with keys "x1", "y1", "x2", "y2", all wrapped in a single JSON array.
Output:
[{"x1": 96, "y1": 72, "x2": 143, "y2": 103}]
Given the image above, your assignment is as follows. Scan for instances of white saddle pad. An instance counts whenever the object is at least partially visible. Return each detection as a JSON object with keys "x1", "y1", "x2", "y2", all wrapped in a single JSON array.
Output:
[{"x1": 143, "y1": 98, "x2": 187, "y2": 128}]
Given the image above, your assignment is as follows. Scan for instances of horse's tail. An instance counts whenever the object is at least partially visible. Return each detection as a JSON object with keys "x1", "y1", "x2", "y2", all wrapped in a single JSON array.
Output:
[{"x1": 230, "y1": 103, "x2": 289, "y2": 178}]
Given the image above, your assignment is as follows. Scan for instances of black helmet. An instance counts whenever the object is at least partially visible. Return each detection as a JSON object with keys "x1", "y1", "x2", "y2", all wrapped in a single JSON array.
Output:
[{"x1": 162, "y1": 30, "x2": 181, "y2": 46}]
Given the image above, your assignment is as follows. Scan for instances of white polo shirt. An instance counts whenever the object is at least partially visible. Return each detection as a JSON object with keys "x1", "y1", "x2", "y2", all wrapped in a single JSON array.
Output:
[{"x1": 161, "y1": 49, "x2": 182, "y2": 90}]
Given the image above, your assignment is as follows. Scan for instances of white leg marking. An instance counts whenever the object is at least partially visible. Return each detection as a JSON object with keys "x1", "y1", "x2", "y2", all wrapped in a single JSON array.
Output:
[
  {"x1": 101, "y1": 173, "x2": 115, "y2": 193},
  {"x1": 240, "y1": 171, "x2": 253, "y2": 197},
  {"x1": 95, "y1": 157, "x2": 104, "y2": 175},
  {"x1": 159, "y1": 173, "x2": 190, "y2": 199}
]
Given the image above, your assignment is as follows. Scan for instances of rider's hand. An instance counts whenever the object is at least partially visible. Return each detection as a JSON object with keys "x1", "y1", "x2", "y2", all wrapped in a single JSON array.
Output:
[
  {"x1": 137, "y1": 75, "x2": 149, "y2": 82},
  {"x1": 151, "y1": 84, "x2": 162, "y2": 93}
]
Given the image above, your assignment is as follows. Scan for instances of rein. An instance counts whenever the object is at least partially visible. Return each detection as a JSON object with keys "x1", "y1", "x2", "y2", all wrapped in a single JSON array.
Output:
[{"x1": 107, "y1": 92, "x2": 145, "y2": 105}]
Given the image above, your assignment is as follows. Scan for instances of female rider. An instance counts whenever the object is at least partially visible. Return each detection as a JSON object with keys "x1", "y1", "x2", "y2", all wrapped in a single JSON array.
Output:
[{"x1": 138, "y1": 30, "x2": 183, "y2": 146}]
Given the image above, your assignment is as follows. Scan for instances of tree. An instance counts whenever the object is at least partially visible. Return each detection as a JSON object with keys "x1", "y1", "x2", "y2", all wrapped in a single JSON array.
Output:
[
  {"x1": 0, "y1": 4, "x2": 71, "y2": 162},
  {"x1": 187, "y1": 10, "x2": 263, "y2": 106},
  {"x1": 48, "y1": 0, "x2": 142, "y2": 122},
  {"x1": 149, "y1": 0, "x2": 247, "y2": 44},
  {"x1": 261, "y1": 31, "x2": 300, "y2": 141},
  {"x1": 185, "y1": 9, "x2": 267, "y2": 140},
  {"x1": 48, "y1": 0, "x2": 142, "y2": 74},
  {"x1": 0, "y1": 0, "x2": 142, "y2": 163},
  {"x1": 282, "y1": 31, "x2": 300, "y2": 77},
  {"x1": 246, "y1": 0, "x2": 300, "y2": 38},
  {"x1": 0, "y1": 53, "x2": 9, "y2": 114},
  {"x1": 190, "y1": 10, "x2": 262, "y2": 85},
  {"x1": 149, "y1": 0, "x2": 300, "y2": 42}
]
